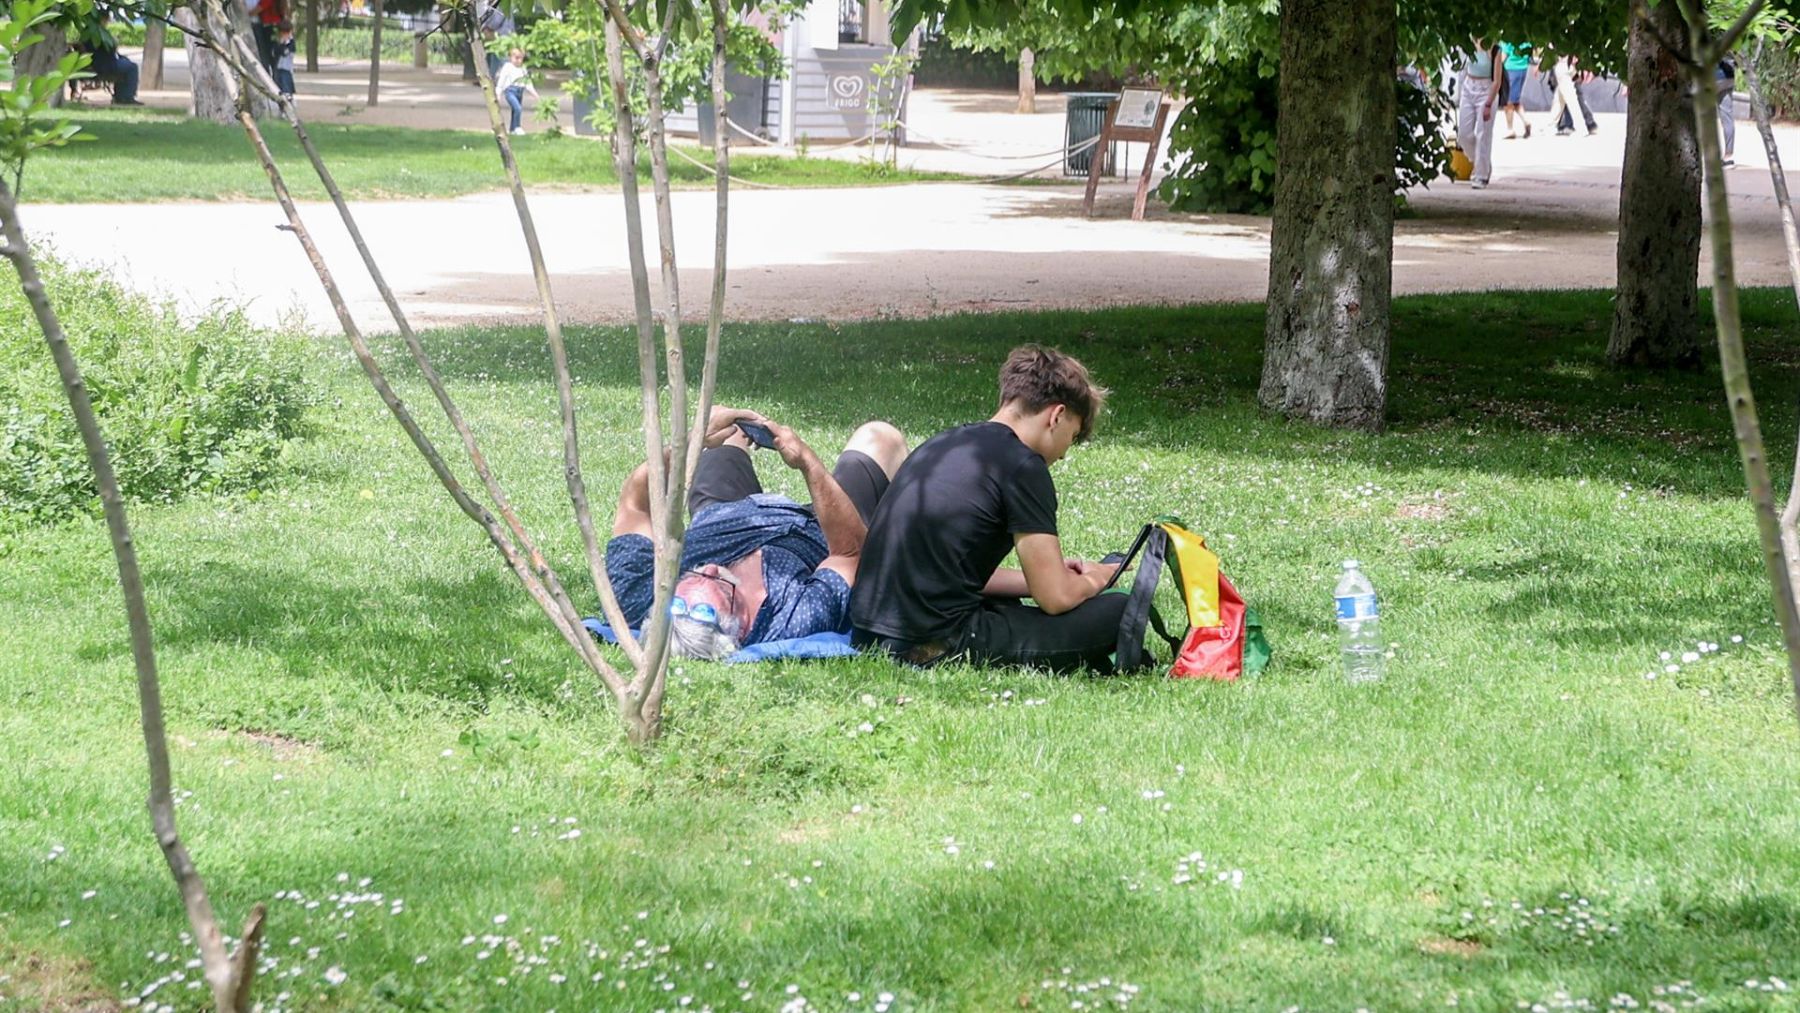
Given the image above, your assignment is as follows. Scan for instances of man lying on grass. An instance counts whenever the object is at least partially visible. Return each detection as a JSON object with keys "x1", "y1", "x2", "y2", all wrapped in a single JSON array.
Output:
[
  {"x1": 851, "y1": 345, "x2": 1124, "y2": 672},
  {"x1": 607, "y1": 407, "x2": 909, "y2": 660}
]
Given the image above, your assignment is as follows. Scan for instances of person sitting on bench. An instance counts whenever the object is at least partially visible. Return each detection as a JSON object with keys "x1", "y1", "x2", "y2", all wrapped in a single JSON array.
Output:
[
  {"x1": 81, "y1": 15, "x2": 142, "y2": 106},
  {"x1": 606, "y1": 407, "x2": 908, "y2": 660},
  {"x1": 851, "y1": 345, "x2": 1124, "y2": 673}
]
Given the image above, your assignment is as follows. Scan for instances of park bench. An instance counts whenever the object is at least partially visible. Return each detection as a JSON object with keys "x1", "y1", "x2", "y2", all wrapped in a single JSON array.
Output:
[{"x1": 67, "y1": 74, "x2": 115, "y2": 102}]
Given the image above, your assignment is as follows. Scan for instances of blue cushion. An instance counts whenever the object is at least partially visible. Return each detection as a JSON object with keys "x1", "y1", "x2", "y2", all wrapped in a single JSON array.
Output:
[{"x1": 584, "y1": 619, "x2": 857, "y2": 664}]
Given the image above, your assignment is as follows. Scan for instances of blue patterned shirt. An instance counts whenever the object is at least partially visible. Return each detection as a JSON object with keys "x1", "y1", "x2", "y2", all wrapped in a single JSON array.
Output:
[{"x1": 604, "y1": 494, "x2": 853, "y2": 644}]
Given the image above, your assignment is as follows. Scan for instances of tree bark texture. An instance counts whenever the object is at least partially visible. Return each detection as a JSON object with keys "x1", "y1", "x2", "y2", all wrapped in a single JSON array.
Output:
[
  {"x1": 1608, "y1": 0, "x2": 1702, "y2": 368},
  {"x1": 305, "y1": 0, "x2": 319, "y2": 72},
  {"x1": 1017, "y1": 48, "x2": 1036, "y2": 114},
  {"x1": 182, "y1": 1, "x2": 277, "y2": 123},
  {"x1": 14, "y1": 22, "x2": 67, "y2": 109},
  {"x1": 143, "y1": 20, "x2": 166, "y2": 91},
  {"x1": 1258, "y1": 0, "x2": 1395, "y2": 432},
  {"x1": 367, "y1": 0, "x2": 383, "y2": 106}
]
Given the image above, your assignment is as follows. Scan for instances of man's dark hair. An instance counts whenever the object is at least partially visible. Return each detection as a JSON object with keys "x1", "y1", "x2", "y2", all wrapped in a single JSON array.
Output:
[{"x1": 998, "y1": 345, "x2": 1109, "y2": 443}]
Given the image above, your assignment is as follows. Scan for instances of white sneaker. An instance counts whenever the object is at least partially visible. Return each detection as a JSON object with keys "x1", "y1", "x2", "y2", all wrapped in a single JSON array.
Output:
[
  {"x1": 510, "y1": 127, "x2": 525, "y2": 136},
  {"x1": 1471, "y1": 179, "x2": 1488, "y2": 190}
]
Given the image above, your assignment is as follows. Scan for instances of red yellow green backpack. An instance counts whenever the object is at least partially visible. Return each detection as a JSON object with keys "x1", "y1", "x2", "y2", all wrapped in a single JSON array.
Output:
[{"x1": 1112, "y1": 517, "x2": 1271, "y2": 679}]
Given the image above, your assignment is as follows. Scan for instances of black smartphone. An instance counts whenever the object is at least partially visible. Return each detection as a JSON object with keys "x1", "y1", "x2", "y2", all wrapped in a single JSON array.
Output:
[{"x1": 737, "y1": 421, "x2": 777, "y2": 449}]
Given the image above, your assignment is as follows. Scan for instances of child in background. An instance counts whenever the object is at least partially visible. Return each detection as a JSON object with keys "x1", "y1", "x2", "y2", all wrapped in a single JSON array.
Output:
[
  {"x1": 274, "y1": 21, "x2": 296, "y2": 99},
  {"x1": 493, "y1": 47, "x2": 538, "y2": 135}
]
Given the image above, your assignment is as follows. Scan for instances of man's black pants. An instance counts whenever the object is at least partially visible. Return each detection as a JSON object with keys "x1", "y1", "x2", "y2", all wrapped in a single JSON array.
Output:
[
  {"x1": 855, "y1": 592, "x2": 1130, "y2": 675},
  {"x1": 688, "y1": 445, "x2": 890, "y2": 527}
]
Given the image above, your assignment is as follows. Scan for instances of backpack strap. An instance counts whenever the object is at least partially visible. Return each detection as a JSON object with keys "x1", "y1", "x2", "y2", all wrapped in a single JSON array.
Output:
[
  {"x1": 1114, "y1": 524, "x2": 1169, "y2": 672},
  {"x1": 1146, "y1": 602, "x2": 1184, "y2": 654}
]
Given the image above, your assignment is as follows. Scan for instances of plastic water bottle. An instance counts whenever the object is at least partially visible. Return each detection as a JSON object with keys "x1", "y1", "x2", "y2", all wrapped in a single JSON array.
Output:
[{"x1": 1335, "y1": 560, "x2": 1384, "y2": 684}]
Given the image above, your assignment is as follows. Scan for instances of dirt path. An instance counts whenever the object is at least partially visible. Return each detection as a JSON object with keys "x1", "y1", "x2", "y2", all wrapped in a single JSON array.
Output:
[{"x1": 38, "y1": 61, "x2": 1800, "y2": 329}]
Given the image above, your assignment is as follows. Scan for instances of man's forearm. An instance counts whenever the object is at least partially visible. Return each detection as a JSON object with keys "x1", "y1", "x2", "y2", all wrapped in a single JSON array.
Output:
[
  {"x1": 802, "y1": 457, "x2": 865, "y2": 557},
  {"x1": 983, "y1": 567, "x2": 1030, "y2": 598}
]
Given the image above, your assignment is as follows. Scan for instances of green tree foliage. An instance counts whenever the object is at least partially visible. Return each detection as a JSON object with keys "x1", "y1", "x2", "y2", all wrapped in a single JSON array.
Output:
[
  {"x1": 950, "y1": 0, "x2": 1452, "y2": 212},
  {"x1": 0, "y1": 0, "x2": 91, "y2": 189},
  {"x1": 519, "y1": 0, "x2": 791, "y2": 138},
  {"x1": 920, "y1": 0, "x2": 1635, "y2": 212}
]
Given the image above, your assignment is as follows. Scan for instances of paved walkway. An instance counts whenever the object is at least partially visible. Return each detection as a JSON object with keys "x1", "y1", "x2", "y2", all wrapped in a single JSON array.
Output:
[{"x1": 32, "y1": 49, "x2": 1800, "y2": 329}]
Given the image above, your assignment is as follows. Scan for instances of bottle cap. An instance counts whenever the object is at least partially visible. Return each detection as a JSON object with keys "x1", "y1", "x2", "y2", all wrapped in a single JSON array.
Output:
[{"x1": 1342, "y1": 559, "x2": 1360, "y2": 570}]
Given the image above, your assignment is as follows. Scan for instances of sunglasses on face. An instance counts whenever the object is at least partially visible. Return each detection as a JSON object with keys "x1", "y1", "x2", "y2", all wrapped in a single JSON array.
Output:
[{"x1": 670, "y1": 569, "x2": 738, "y2": 627}]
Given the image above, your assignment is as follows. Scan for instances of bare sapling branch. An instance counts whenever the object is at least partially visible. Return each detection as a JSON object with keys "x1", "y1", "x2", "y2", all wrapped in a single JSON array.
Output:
[
  {"x1": 176, "y1": 9, "x2": 643, "y2": 663},
  {"x1": 604, "y1": 0, "x2": 652, "y2": 63},
  {"x1": 1713, "y1": 0, "x2": 1769, "y2": 59},
  {"x1": 689, "y1": 0, "x2": 730, "y2": 489},
  {"x1": 229, "y1": 88, "x2": 628, "y2": 694},
  {"x1": 625, "y1": 0, "x2": 701, "y2": 706},
  {"x1": 1742, "y1": 42, "x2": 1800, "y2": 593},
  {"x1": 640, "y1": 0, "x2": 734, "y2": 726},
  {"x1": 1675, "y1": 0, "x2": 1800, "y2": 723},
  {"x1": 601, "y1": 10, "x2": 671, "y2": 559},
  {"x1": 228, "y1": 904, "x2": 268, "y2": 1013},
  {"x1": 600, "y1": 0, "x2": 681, "y2": 718},
  {"x1": 0, "y1": 177, "x2": 247, "y2": 1013},
  {"x1": 638, "y1": 0, "x2": 691, "y2": 511},
  {"x1": 465, "y1": 9, "x2": 646, "y2": 663}
]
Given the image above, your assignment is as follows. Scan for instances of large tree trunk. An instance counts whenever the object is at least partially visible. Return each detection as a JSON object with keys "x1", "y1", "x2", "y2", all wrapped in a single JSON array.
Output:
[
  {"x1": 1608, "y1": 0, "x2": 1702, "y2": 367},
  {"x1": 1258, "y1": 0, "x2": 1395, "y2": 431},
  {"x1": 1017, "y1": 47, "x2": 1036, "y2": 114},
  {"x1": 182, "y1": 1, "x2": 278, "y2": 123},
  {"x1": 143, "y1": 20, "x2": 166, "y2": 91},
  {"x1": 14, "y1": 22, "x2": 68, "y2": 109}
]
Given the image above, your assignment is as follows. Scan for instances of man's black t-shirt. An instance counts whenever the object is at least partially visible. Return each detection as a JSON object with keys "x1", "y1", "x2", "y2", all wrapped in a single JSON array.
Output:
[{"x1": 850, "y1": 421, "x2": 1058, "y2": 642}]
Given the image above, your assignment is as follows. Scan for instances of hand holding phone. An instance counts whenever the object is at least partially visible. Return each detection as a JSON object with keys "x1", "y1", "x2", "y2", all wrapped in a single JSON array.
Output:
[{"x1": 737, "y1": 421, "x2": 778, "y2": 449}]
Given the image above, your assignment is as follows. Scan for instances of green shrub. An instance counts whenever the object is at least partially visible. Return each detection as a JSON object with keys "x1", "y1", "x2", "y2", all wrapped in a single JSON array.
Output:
[
  {"x1": 1157, "y1": 49, "x2": 1280, "y2": 215},
  {"x1": 1748, "y1": 41, "x2": 1800, "y2": 120},
  {"x1": 315, "y1": 22, "x2": 463, "y2": 65},
  {"x1": 0, "y1": 259, "x2": 318, "y2": 527},
  {"x1": 1394, "y1": 77, "x2": 1454, "y2": 196},
  {"x1": 107, "y1": 20, "x2": 146, "y2": 47}
]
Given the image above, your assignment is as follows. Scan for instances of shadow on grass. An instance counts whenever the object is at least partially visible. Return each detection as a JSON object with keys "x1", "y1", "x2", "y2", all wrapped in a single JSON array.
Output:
[
  {"x1": 386, "y1": 289, "x2": 1800, "y2": 500},
  {"x1": 81, "y1": 558, "x2": 552, "y2": 710}
]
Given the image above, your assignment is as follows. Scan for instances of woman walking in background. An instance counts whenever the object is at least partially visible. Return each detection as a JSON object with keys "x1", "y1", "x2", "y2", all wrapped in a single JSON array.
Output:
[
  {"x1": 1457, "y1": 38, "x2": 1502, "y2": 190},
  {"x1": 1718, "y1": 57, "x2": 1737, "y2": 166}
]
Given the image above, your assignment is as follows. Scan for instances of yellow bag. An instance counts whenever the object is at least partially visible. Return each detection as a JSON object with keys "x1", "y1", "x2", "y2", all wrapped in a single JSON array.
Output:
[{"x1": 1449, "y1": 144, "x2": 1473, "y2": 182}]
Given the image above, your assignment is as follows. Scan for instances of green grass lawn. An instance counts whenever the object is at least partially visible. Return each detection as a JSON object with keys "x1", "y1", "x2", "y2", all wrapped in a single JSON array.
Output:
[
  {"x1": 22, "y1": 108, "x2": 966, "y2": 203},
  {"x1": 5, "y1": 292, "x2": 1800, "y2": 1011}
]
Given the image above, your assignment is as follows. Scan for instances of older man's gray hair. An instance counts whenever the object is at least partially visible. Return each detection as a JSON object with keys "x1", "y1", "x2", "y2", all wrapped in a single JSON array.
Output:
[{"x1": 669, "y1": 613, "x2": 742, "y2": 660}]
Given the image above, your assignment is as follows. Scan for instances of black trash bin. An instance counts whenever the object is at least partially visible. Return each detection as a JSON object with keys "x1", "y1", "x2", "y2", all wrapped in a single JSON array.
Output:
[
  {"x1": 1064, "y1": 92, "x2": 1117, "y2": 177},
  {"x1": 698, "y1": 71, "x2": 770, "y2": 146}
]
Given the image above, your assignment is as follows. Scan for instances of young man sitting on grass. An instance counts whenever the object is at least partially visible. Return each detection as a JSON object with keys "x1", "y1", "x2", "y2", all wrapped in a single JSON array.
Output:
[
  {"x1": 850, "y1": 345, "x2": 1125, "y2": 673},
  {"x1": 606, "y1": 407, "x2": 908, "y2": 660}
]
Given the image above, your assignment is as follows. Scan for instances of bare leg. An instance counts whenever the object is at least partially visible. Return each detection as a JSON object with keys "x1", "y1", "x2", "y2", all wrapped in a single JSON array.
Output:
[
  {"x1": 1509, "y1": 103, "x2": 1531, "y2": 137},
  {"x1": 845, "y1": 420, "x2": 908, "y2": 478}
]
